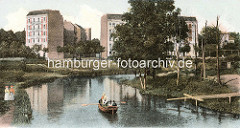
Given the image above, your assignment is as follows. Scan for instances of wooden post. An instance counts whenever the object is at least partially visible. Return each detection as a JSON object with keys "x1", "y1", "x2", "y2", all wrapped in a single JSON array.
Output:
[{"x1": 229, "y1": 96, "x2": 231, "y2": 104}]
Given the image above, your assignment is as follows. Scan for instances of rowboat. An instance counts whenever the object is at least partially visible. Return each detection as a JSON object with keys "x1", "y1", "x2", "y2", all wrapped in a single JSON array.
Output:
[{"x1": 98, "y1": 100, "x2": 118, "y2": 114}]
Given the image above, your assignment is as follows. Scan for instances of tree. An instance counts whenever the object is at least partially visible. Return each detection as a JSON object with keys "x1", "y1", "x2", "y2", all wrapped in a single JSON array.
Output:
[
  {"x1": 58, "y1": 38, "x2": 104, "y2": 60},
  {"x1": 179, "y1": 44, "x2": 190, "y2": 56},
  {"x1": 200, "y1": 17, "x2": 222, "y2": 85},
  {"x1": 174, "y1": 16, "x2": 189, "y2": 86},
  {"x1": 42, "y1": 47, "x2": 49, "y2": 59},
  {"x1": 113, "y1": 0, "x2": 187, "y2": 90}
]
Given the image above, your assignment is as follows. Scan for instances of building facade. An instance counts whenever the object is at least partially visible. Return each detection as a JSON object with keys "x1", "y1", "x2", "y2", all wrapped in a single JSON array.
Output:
[
  {"x1": 100, "y1": 14, "x2": 123, "y2": 58},
  {"x1": 26, "y1": 10, "x2": 64, "y2": 59},
  {"x1": 177, "y1": 16, "x2": 199, "y2": 57}
]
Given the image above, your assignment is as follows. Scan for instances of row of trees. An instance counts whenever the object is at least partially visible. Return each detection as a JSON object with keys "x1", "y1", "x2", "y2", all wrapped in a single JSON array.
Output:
[
  {"x1": 57, "y1": 38, "x2": 104, "y2": 60},
  {"x1": 0, "y1": 28, "x2": 104, "y2": 59},
  {"x1": 112, "y1": 0, "x2": 240, "y2": 89}
]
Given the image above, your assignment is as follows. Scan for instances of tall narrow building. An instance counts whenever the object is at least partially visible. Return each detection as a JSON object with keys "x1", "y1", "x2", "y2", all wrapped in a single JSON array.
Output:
[
  {"x1": 26, "y1": 9, "x2": 64, "y2": 59},
  {"x1": 100, "y1": 14, "x2": 123, "y2": 58},
  {"x1": 179, "y1": 16, "x2": 198, "y2": 57}
]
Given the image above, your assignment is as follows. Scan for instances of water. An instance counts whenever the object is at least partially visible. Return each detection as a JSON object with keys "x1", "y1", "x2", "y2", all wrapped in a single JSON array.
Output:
[{"x1": 11, "y1": 75, "x2": 240, "y2": 127}]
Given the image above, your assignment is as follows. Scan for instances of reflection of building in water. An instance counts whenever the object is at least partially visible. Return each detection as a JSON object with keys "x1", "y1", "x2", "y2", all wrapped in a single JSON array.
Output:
[
  {"x1": 103, "y1": 77, "x2": 142, "y2": 102},
  {"x1": 63, "y1": 78, "x2": 90, "y2": 105},
  {"x1": 25, "y1": 79, "x2": 64, "y2": 118}
]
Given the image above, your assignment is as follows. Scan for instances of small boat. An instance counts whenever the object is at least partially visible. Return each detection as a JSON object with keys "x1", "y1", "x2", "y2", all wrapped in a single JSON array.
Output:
[{"x1": 98, "y1": 100, "x2": 118, "y2": 114}]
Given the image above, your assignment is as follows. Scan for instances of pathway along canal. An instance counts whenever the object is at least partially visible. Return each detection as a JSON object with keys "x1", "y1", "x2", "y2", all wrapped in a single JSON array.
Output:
[{"x1": 10, "y1": 75, "x2": 240, "y2": 127}]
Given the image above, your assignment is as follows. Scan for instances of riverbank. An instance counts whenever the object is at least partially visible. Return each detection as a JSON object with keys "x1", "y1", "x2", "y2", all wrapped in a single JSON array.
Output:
[
  {"x1": 121, "y1": 73, "x2": 240, "y2": 115},
  {"x1": 0, "y1": 63, "x2": 134, "y2": 115}
]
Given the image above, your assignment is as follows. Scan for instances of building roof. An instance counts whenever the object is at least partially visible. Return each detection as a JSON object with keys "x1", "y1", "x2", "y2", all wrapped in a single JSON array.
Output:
[
  {"x1": 106, "y1": 14, "x2": 123, "y2": 20},
  {"x1": 179, "y1": 16, "x2": 197, "y2": 21},
  {"x1": 74, "y1": 24, "x2": 84, "y2": 30},
  {"x1": 27, "y1": 9, "x2": 60, "y2": 16}
]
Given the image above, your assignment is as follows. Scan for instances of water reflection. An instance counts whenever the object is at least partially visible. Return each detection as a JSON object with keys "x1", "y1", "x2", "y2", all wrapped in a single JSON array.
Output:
[
  {"x1": 12, "y1": 75, "x2": 239, "y2": 127},
  {"x1": 26, "y1": 79, "x2": 64, "y2": 121}
]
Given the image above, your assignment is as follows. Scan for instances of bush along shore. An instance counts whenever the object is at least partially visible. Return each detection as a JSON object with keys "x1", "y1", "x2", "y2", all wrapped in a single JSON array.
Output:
[{"x1": 120, "y1": 73, "x2": 240, "y2": 115}]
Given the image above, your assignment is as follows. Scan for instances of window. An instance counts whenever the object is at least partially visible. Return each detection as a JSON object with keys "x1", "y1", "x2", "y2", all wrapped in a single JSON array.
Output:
[
  {"x1": 38, "y1": 32, "x2": 40, "y2": 36},
  {"x1": 33, "y1": 18, "x2": 35, "y2": 22},
  {"x1": 29, "y1": 32, "x2": 30, "y2": 36},
  {"x1": 38, "y1": 18, "x2": 40, "y2": 22},
  {"x1": 33, "y1": 39, "x2": 35, "y2": 43},
  {"x1": 29, "y1": 26, "x2": 31, "y2": 30},
  {"x1": 28, "y1": 19, "x2": 30, "y2": 23},
  {"x1": 28, "y1": 39, "x2": 30, "y2": 43},
  {"x1": 113, "y1": 23, "x2": 115, "y2": 26},
  {"x1": 44, "y1": 38, "x2": 45, "y2": 42},
  {"x1": 38, "y1": 25, "x2": 40, "y2": 29},
  {"x1": 44, "y1": 31, "x2": 45, "y2": 36},
  {"x1": 44, "y1": 17, "x2": 46, "y2": 21},
  {"x1": 33, "y1": 25, "x2": 35, "y2": 30},
  {"x1": 38, "y1": 39, "x2": 39, "y2": 42},
  {"x1": 44, "y1": 25, "x2": 45, "y2": 29},
  {"x1": 109, "y1": 23, "x2": 111, "y2": 26}
]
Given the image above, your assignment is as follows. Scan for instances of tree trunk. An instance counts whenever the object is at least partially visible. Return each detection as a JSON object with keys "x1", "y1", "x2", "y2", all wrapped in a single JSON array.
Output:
[
  {"x1": 152, "y1": 68, "x2": 156, "y2": 79},
  {"x1": 177, "y1": 47, "x2": 180, "y2": 86},
  {"x1": 216, "y1": 16, "x2": 222, "y2": 85},
  {"x1": 202, "y1": 21, "x2": 207, "y2": 79},
  {"x1": 139, "y1": 69, "x2": 144, "y2": 89},
  {"x1": 216, "y1": 44, "x2": 221, "y2": 84},
  {"x1": 143, "y1": 68, "x2": 147, "y2": 90}
]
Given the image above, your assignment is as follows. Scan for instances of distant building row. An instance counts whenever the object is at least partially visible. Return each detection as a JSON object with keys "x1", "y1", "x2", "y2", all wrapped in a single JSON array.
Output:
[{"x1": 26, "y1": 9, "x2": 91, "y2": 59}]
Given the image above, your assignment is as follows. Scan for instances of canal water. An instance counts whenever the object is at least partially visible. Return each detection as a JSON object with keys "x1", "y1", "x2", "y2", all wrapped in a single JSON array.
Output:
[{"x1": 12, "y1": 75, "x2": 240, "y2": 127}]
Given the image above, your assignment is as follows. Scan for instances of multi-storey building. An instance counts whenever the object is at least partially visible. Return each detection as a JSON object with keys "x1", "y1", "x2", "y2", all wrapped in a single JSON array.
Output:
[
  {"x1": 26, "y1": 9, "x2": 64, "y2": 59},
  {"x1": 85, "y1": 28, "x2": 91, "y2": 41},
  {"x1": 64, "y1": 20, "x2": 92, "y2": 43},
  {"x1": 177, "y1": 16, "x2": 198, "y2": 57},
  {"x1": 101, "y1": 14, "x2": 123, "y2": 58}
]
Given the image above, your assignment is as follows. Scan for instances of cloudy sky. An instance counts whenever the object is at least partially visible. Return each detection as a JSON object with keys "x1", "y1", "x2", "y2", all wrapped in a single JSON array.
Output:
[{"x1": 0, "y1": 0, "x2": 240, "y2": 39}]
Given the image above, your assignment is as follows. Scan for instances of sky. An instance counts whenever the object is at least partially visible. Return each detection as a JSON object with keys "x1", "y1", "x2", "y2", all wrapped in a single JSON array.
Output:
[{"x1": 0, "y1": 0, "x2": 240, "y2": 39}]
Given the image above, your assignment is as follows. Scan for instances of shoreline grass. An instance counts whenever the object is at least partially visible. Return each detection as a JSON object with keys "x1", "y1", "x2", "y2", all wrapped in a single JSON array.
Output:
[{"x1": 120, "y1": 73, "x2": 240, "y2": 115}]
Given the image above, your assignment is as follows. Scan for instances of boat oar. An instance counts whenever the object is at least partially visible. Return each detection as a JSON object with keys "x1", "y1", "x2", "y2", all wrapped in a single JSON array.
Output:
[
  {"x1": 81, "y1": 103, "x2": 99, "y2": 106},
  {"x1": 81, "y1": 101, "x2": 127, "y2": 106}
]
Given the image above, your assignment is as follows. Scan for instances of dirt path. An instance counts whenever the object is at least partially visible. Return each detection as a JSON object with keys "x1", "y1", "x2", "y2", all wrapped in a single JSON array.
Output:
[
  {"x1": 221, "y1": 74, "x2": 240, "y2": 91},
  {"x1": 0, "y1": 104, "x2": 14, "y2": 127}
]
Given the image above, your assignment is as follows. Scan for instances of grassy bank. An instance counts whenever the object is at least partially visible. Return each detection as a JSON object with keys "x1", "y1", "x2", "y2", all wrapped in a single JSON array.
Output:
[{"x1": 121, "y1": 73, "x2": 240, "y2": 114}]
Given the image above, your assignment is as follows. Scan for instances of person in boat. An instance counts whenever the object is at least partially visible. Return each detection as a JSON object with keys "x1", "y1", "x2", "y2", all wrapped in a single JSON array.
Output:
[
  {"x1": 106, "y1": 100, "x2": 117, "y2": 107},
  {"x1": 100, "y1": 93, "x2": 108, "y2": 105}
]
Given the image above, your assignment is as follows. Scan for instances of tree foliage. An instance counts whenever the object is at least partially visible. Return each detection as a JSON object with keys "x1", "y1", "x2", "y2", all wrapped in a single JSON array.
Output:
[
  {"x1": 0, "y1": 29, "x2": 37, "y2": 58},
  {"x1": 58, "y1": 38, "x2": 104, "y2": 59},
  {"x1": 112, "y1": 0, "x2": 188, "y2": 89}
]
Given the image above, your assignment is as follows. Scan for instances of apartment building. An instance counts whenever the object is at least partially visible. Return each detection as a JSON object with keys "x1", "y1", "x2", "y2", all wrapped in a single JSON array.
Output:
[
  {"x1": 26, "y1": 9, "x2": 64, "y2": 59},
  {"x1": 100, "y1": 14, "x2": 123, "y2": 58},
  {"x1": 177, "y1": 16, "x2": 199, "y2": 57}
]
